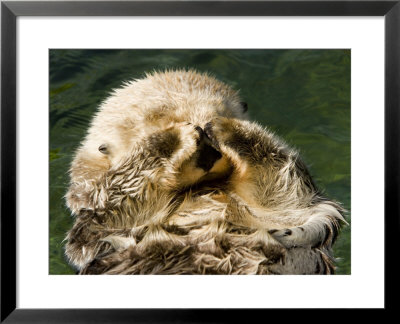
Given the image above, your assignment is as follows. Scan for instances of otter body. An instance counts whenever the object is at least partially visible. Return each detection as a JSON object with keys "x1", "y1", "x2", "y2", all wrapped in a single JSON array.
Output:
[{"x1": 65, "y1": 70, "x2": 345, "y2": 274}]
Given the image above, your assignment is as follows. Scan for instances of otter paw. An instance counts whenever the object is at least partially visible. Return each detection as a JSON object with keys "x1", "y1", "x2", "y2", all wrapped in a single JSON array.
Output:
[
  {"x1": 268, "y1": 227, "x2": 310, "y2": 248},
  {"x1": 204, "y1": 117, "x2": 234, "y2": 150},
  {"x1": 147, "y1": 123, "x2": 201, "y2": 166},
  {"x1": 204, "y1": 117, "x2": 258, "y2": 164},
  {"x1": 169, "y1": 122, "x2": 204, "y2": 167},
  {"x1": 101, "y1": 235, "x2": 136, "y2": 251}
]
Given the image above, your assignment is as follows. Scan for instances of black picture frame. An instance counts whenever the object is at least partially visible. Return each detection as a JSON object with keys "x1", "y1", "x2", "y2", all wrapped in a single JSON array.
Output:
[{"x1": 1, "y1": 0, "x2": 398, "y2": 322}]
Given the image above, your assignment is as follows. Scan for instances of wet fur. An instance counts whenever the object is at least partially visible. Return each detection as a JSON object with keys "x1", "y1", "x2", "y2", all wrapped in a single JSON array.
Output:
[{"x1": 65, "y1": 70, "x2": 346, "y2": 274}]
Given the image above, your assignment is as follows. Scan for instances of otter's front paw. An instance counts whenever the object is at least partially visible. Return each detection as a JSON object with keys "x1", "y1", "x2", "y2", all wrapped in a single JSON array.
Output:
[
  {"x1": 268, "y1": 227, "x2": 324, "y2": 249},
  {"x1": 205, "y1": 118, "x2": 281, "y2": 167},
  {"x1": 204, "y1": 117, "x2": 233, "y2": 150},
  {"x1": 147, "y1": 123, "x2": 202, "y2": 167},
  {"x1": 66, "y1": 180, "x2": 99, "y2": 214},
  {"x1": 204, "y1": 117, "x2": 260, "y2": 163}
]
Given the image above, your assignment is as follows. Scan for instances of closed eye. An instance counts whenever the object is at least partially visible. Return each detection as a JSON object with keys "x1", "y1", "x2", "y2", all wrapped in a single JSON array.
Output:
[{"x1": 98, "y1": 144, "x2": 109, "y2": 154}]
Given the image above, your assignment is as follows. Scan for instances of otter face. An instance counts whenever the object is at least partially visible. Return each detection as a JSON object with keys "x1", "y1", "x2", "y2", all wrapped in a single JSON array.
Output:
[
  {"x1": 67, "y1": 70, "x2": 245, "y2": 215},
  {"x1": 69, "y1": 70, "x2": 247, "y2": 194},
  {"x1": 144, "y1": 122, "x2": 231, "y2": 188}
]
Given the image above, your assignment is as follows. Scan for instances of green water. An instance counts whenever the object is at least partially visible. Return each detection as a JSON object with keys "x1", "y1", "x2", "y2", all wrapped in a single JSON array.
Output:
[{"x1": 49, "y1": 49, "x2": 351, "y2": 275}]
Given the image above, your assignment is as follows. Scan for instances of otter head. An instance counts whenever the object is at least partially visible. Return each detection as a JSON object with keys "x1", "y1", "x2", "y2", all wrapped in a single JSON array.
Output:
[{"x1": 67, "y1": 70, "x2": 246, "y2": 213}]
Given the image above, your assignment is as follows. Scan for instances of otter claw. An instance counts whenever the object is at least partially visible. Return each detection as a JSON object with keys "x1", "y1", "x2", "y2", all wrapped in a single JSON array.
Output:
[{"x1": 203, "y1": 122, "x2": 220, "y2": 150}]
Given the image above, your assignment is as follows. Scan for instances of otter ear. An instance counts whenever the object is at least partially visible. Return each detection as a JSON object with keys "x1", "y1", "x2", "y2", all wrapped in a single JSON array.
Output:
[{"x1": 240, "y1": 102, "x2": 248, "y2": 113}]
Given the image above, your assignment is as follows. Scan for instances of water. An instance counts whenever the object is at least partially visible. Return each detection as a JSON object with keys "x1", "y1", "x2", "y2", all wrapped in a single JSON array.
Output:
[{"x1": 49, "y1": 49, "x2": 351, "y2": 274}]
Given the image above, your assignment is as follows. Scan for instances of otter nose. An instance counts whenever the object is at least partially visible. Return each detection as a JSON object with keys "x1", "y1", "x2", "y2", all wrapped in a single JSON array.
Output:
[
  {"x1": 195, "y1": 126, "x2": 205, "y2": 143},
  {"x1": 195, "y1": 125, "x2": 222, "y2": 172}
]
